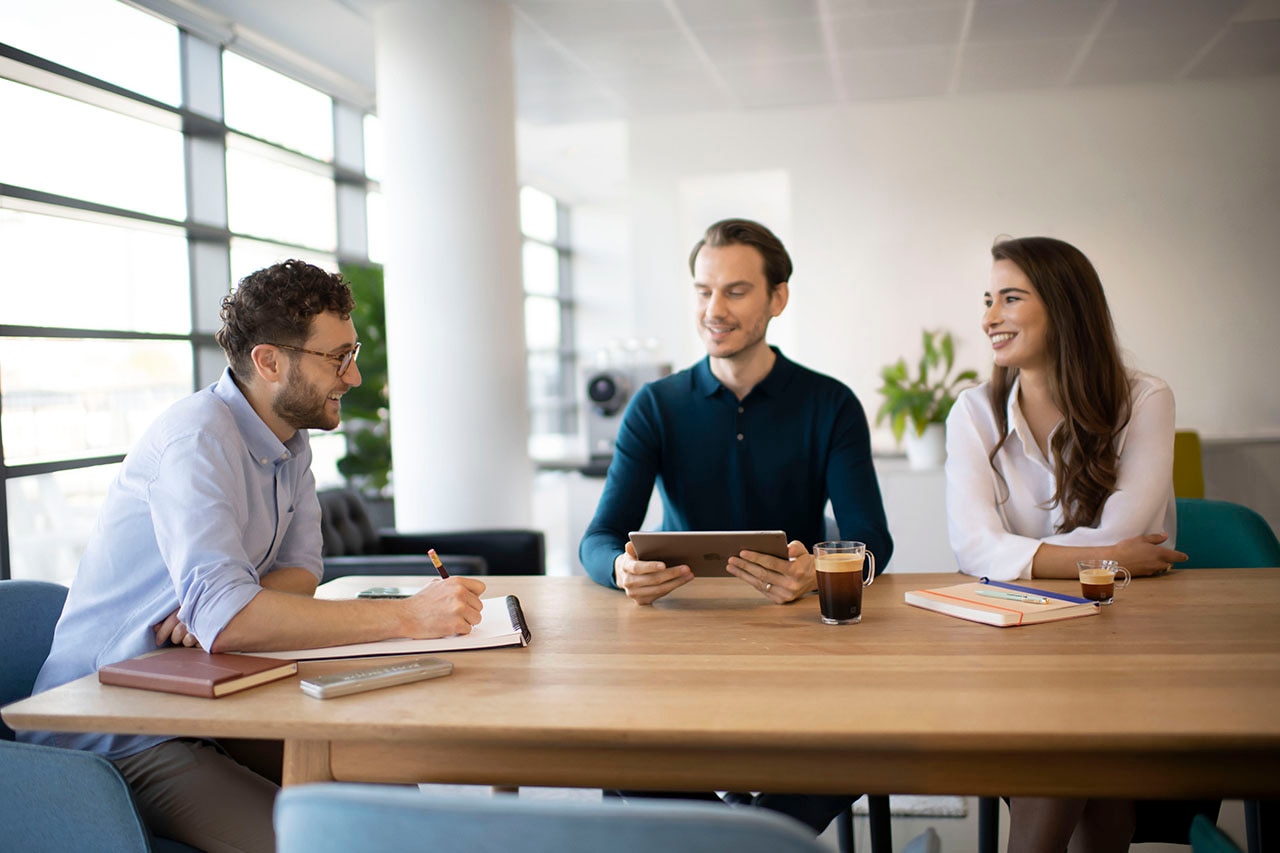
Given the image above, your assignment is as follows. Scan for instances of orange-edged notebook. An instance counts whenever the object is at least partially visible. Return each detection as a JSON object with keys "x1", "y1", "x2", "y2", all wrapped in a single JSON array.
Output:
[
  {"x1": 98, "y1": 648, "x2": 298, "y2": 698},
  {"x1": 904, "y1": 578, "x2": 1099, "y2": 627}
]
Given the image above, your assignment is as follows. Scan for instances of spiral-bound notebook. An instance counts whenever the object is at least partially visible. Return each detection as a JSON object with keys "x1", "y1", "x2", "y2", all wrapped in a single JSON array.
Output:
[{"x1": 250, "y1": 595, "x2": 531, "y2": 660}]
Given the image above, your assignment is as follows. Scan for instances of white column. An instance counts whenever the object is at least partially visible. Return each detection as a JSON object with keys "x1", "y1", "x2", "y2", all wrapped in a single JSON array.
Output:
[{"x1": 373, "y1": 0, "x2": 532, "y2": 529}]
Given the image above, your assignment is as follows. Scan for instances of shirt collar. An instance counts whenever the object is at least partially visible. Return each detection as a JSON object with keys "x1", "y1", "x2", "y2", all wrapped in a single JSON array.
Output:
[
  {"x1": 1005, "y1": 373, "x2": 1053, "y2": 468},
  {"x1": 692, "y1": 346, "x2": 795, "y2": 400},
  {"x1": 212, "y1": 367, "x2": 303, "y2": 465}
]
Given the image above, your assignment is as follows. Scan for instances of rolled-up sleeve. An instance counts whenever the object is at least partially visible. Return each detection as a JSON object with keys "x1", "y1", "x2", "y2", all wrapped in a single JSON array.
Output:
[{"x1": 148, "y1": 433, "x2": 265, "y2": 649}]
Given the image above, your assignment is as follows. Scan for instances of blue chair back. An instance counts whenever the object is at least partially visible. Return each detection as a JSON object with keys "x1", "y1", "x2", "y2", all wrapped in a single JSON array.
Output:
[
  {"x1": 1175, "y1": 499, "x2": 1280, "y2": 569},
  {"x1": 0, "y1": 580, "x2": 200, "y2": 853},
  {"x1": 276, "y1": 784, "x2": 826, "y2": 853},
  {"x1": 0, "y1": 579, "x2": 68, "y2": 740},
  {"x1": 0, "y1": 739, "x2": 156, "y2": 852}
]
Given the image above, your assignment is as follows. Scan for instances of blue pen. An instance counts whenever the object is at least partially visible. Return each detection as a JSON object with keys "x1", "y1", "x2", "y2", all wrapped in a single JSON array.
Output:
[{"x1": 976, "y1": 589, "x2": 1050, "y2": 605}]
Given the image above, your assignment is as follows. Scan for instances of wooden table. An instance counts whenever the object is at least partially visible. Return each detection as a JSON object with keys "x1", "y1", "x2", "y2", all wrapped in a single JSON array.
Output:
[{"x1": 5, "y1": 571, "x2": 1280, "y2": 799}]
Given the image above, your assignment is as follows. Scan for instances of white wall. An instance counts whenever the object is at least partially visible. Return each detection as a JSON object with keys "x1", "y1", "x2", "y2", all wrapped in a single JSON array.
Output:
[{"x1": 618, "y1": 76, "x2": 1280, "y2": 443}]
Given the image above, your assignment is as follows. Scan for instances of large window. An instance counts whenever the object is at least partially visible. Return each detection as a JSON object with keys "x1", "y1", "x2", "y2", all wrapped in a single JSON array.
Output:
[
  {"x1": 520, "y1": 186, "x2": 577, "y2": 437},
  {"x1": 0, "y1": 0, "x2": 376, "y2": 581}
]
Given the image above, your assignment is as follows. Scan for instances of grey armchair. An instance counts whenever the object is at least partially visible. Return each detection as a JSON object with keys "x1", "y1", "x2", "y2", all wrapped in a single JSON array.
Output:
[{"x1": 317, "y1": 489, "x2": 546, "y2": 580}]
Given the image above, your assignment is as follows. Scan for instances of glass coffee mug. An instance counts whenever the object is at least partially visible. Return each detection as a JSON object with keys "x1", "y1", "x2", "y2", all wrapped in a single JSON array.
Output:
[
  {"x1": 814, "y1": 541, "x2": 876, "y2": 624},
  {"x1": 1077, "y1": 560, "x2": 1131, "y2": 604}
]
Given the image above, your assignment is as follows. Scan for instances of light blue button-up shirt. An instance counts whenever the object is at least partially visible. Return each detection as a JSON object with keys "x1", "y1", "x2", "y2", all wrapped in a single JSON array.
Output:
[{"x1": 20, "y1": 368, "x2": 324, "y2": 759}]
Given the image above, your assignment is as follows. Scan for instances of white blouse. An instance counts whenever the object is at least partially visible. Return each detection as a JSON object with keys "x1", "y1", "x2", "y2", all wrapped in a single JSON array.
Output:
[{"x1": 944, "y1": 372, "x2": 1177, "y2": 581}]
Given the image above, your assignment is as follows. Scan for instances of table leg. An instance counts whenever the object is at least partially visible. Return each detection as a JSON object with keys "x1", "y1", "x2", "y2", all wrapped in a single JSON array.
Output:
[{"x1": 283, "y1": 739, "x2": 334, "y2": 786}]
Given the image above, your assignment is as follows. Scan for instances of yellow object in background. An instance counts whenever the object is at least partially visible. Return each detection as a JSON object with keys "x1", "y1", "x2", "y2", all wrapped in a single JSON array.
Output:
[{"x1": 1173, "y1": 430, "x2": 1205, "y2": 499}]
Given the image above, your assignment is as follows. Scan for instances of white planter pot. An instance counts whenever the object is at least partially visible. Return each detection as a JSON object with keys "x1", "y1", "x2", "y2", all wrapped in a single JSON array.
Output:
[{"x1": 904, "y1": 423, "x2": 947, "y2": 470}]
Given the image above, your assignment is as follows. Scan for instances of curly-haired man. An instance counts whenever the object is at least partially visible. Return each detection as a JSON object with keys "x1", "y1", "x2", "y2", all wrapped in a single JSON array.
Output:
[{"x1": 21, "y1": 260, "x2": 486, "y2": 852}]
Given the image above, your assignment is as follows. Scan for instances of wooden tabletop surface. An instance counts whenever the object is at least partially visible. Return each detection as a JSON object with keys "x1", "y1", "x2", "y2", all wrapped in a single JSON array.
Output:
[{"x1": 6, "y1": 570, "x2": 1280, "y2": 797}]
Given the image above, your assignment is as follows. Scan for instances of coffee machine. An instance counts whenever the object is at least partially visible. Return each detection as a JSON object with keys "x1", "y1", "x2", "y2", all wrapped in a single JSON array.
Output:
[{"x1": 580, "y1": 362, "x2": 671, "y2": 469}]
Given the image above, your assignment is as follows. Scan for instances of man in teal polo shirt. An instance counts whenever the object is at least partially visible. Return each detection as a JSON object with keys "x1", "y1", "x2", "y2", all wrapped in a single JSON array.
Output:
[
  {"x1": 580, "y1": 217, "x2": 892, "y2": 604},
  {"x1": 579, "y1": 218, "x2": 892, "y2": 833}
]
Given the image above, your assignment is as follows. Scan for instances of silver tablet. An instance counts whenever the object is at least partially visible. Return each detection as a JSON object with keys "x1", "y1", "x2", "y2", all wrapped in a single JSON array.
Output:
[{"x1": 627, "y1": 530, "x2": 789, "y2": 577}]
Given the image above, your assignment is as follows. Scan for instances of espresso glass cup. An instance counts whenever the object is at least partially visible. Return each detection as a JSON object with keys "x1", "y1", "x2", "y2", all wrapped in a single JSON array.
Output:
[
  {"x1": 1077, "y1": 559, "x2": 1131, "y2": 604},
  {"x1": 814, "y1": 541, "x2": 876, "y2": 624}
]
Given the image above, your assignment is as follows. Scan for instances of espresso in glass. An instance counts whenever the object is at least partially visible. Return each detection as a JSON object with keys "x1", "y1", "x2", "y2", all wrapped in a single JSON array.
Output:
[
  {"x1": 816, "y1": 554, "x2": 865, "y2": 623},
  {"x1": 814, "y1": 541, "x2": 876, "y2": 625},
  {"x1": 1079, "y1": 569, "x2": 1115, "y2": 602},
  {"x1": 1076, "y1": 560, "x2": 1130, "y2": 604}
]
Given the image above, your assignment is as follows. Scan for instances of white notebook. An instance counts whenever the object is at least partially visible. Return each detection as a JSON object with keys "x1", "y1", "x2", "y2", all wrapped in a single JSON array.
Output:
[{"x1": 250, "y1": 595, "x2": 531, "y2": 661}]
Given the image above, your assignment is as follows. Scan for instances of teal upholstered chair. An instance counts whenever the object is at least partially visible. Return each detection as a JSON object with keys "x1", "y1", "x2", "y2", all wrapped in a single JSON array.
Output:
[
  {"x1": 1191, "y1": 814, "x2": 1246, "y2": 853},
  {"x1": 1174, "y1": 498, "x2": 1280, "y2": 569},
  {"x1": 276, "y1": 784, "x2": 826, "y2": 853},
  {"x1": 0, "y1": 579, "x2": 199, "y2": 853}
]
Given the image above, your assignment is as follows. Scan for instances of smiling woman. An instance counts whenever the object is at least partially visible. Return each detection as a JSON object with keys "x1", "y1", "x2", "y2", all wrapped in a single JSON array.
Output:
[{"x1": 942, "y1": 234, "x2": 1209, "y2": 853}]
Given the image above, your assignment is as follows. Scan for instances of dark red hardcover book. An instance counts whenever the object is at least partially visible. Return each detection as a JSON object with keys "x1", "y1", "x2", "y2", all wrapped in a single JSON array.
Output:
[{"x1": 98, "y1": 648, "x2": 298, "y2": 698}]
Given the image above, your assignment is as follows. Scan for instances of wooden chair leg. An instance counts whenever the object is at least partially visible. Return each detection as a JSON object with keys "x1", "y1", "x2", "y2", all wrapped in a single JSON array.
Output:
[
  {"x1": 837, "y1": 805, "x2": 855, "y2": 853},
  {"x1": 867, "y1": 795, "x2": 893, "y2": 853},
  {"x1": 979, "y1": 796, "x2": 1001, "y2": 853}
]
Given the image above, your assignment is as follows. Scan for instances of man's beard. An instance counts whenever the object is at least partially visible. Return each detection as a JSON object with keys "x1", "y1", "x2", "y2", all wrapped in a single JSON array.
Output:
[{"x1": 273, "y1": 371, "x2": 339, "y2": 432}]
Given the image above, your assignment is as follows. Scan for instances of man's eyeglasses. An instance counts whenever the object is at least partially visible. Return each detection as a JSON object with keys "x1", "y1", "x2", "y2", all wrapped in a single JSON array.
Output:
[{"x1": 270, "y1": 341, "x2": 361, "y2": 378}]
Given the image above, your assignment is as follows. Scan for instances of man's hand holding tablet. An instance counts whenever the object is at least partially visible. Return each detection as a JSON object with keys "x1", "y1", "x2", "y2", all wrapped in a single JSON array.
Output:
[
  {"x1": 620, "y1": 531, "x2": 814, "y2": 605},
  {"x1": 613, "y1": 539, "x2": 695, "y2": 605}
]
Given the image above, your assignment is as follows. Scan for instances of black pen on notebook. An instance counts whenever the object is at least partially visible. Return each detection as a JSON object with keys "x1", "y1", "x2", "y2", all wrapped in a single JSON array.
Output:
[{"x1": 428, "y1": 548, "x2": 450, "y2": 579}]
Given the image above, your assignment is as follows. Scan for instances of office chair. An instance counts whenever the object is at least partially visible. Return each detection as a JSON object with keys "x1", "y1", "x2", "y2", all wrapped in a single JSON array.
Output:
[
  {"x1": 1174, "y1": 498, "x2": 1280, "y2": 570},
  {"x1": 1191, "y1": 814, "x2": 1247, "y2": 853},
  {"x1": 0, "y1": 579, "x2": 199, "y2": 853},
  {"x1": 275, "y1": 783, "x2": 827, "y2": 853},
  {"x1": 317, "y1": 488, "x2": 546, "y2": 578}
]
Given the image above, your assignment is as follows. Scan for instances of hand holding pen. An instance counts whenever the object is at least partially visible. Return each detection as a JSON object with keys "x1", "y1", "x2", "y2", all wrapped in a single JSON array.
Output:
[
  {"x1": 428, "y1": 548, "x2": 450, "y2": 579},
  {"x1": 399, "y1": 549, "x2": 486, "y2": 636}
]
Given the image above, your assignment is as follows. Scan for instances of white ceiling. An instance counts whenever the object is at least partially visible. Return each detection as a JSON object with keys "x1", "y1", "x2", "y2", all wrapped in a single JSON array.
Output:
[
  {"x1": 510, "y1": 0, "x2": 1280, "y2": 123},
  {"x1": 186, "y1": 0, "x2": 1280, "y2": 123}
]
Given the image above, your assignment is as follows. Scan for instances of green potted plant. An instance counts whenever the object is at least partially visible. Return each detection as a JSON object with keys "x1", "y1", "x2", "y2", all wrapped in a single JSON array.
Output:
[
  {"x1": 875, "y1": 329, "x2": 978, "y2": 469},
  {"x1": 336, "y1": 262, "x2": 392, "y2": 504}
]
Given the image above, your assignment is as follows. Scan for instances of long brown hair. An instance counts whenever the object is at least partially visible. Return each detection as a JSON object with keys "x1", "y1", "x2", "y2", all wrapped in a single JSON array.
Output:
[{"x1": 988, "y1": 237, "x2": 1131, "y2": 532}]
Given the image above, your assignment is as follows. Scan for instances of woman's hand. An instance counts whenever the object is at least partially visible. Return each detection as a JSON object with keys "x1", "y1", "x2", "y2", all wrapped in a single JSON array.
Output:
[{"x1": 1112, "y1": 533, "x2": 1188, "y2": 576}]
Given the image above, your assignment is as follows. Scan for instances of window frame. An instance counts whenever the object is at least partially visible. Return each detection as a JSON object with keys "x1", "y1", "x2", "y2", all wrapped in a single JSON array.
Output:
[
  {"x1": 521, "y1": 194, "x2": 577, "y2": 437},
  {"x1": 0, "y1": 14, "x2": 377, "y2": 579}
]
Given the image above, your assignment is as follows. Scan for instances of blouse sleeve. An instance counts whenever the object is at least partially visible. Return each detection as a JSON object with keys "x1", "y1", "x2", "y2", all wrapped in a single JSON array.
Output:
[
  {"x1": 1039, "y1": 379, "x2": 1176, "y2": 548},
  {"x1": 944, "y1": 390, "x2": 1042, "y2": 581}
]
